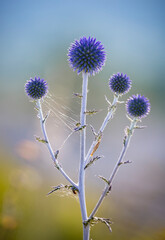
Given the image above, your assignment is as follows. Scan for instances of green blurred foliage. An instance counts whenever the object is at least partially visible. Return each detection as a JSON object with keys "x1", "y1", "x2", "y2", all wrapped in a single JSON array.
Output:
[{"x1": 0, "y1": 150, "x2": 165, "y2": 240}]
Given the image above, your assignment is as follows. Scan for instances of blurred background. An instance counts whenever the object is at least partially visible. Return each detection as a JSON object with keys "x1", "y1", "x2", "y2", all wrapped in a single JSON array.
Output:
[{"x1": 0, "y1": 0, "x2": 165, "y2": 239}]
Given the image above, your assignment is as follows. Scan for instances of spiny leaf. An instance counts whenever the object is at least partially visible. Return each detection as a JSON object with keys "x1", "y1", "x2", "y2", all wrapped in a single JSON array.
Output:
[
  {"x1": 98, "y1": 175, "x2": 109, "y2": 184},
  {"x1": 54, "y1": 150, "x2": 59, "y2": 159},
  {"x1": 84, "y1": 110, "x2": 99, "y2": 115},
  {"x1": 85, "y1": 217, "x2": 113, "y2": 232},
  {"x1": 47, "y1": 184, "x2": 63, "y2": 195},
  {"x1": 42, "y1": 111, "x2": 50, "y2": 123},
  {"x1": 123, "y1": 135, "x2": 127, "y2": 146},
  {"x1": 118, "y1": 160, "x2": 132, "y2": 166},
  {"x1": 74, "y1": 125, "x2": 86, "y2": 132},
  {"x1": 123, "y1": 160, "x2": 132, "y2": 164},
  {"x1": 35, "y1": 136, "x2": 48, "y2": 143},
  {"x1": 73, "y1": 92, "x2": 83, "y2": 98},
  {"x1": 84, "y1": 156, "x2": 103, "y2": 170},
  {"x1": 34, "y1": 107, "x2": 39, "y2": 112},
  {"x1": 47, "y1": 184, "x2": 79, "y2": 196},
  {"x1": 134, "y1": 125, "x2": 146, "y2": 129}
]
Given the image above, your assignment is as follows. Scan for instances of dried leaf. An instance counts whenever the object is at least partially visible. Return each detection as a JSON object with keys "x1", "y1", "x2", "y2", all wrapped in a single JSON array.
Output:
[{"x1": 90, "y1": 134, "x2": 102, "y2": 157}]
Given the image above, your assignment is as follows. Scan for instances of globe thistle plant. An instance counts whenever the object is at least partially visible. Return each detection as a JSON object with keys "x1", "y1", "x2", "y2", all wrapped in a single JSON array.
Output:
[
  {"x1": 126, "y1": 94, "x2": 150, "y2": 118},
  {"x1": 25, "y1": 77, "x2": 48, "y2": 99},
  {"x1": 109, "y1": 73, "x2": 131, "y2": 95},
  {"x1": 68, "y1": 36, "x2": 106, "y2": 75},
  {"x1": 25, "y1": 36, "x2": 151, "y2": 240}
]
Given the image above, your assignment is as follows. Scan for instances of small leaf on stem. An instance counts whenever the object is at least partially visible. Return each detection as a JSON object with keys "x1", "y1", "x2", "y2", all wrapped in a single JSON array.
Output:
[
  {"x1": 84, "y1": 110, "x2": 99, "y2": 115},
  {"x1": 98, "y1": 175, "x2": 109, "y2": 184},
  {"x1": 84, "y1": 217, "x2": 113, "y2": 232},
  {"x1": 42, "y1": 111, "x2": 50, "y2": 124},
  {"x1": 54, "y1": 150, "x2": 59, "y2": 159},
  {"x1": 73, "y1": 92, "x2": 83, "y2": 98},
  {"x1": 84, "y1": 156, "x2": 103, "y2": 170},
  {"x1": 47, "y1": 184, "x2": 79, "y2": 196},
  {"x1": 74, "y1": 124, "x2": 86, "y2": 132},
  {"x1": 35, "y1": 136, "x2": 48, "y2": 144}
]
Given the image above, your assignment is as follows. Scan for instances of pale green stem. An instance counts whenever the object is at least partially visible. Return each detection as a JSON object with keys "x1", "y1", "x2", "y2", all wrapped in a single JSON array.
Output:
[
  {"x1": 85, "y1": 95, "x2": 119, "y2": 167},
  {"x1": 37, "y1": 99, "x2": 77, "y2": 189},
  {"x1": 78, "y1": 72, "x2": 89, "y2": 240},
  {"x1": 89, "y1": 118, "x2": 138, "y2": 220}
]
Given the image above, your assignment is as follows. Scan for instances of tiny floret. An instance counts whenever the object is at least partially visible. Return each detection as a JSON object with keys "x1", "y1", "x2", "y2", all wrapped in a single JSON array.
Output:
[
  {"x1": 126, "y1": 94, "x2": 150, "y2": 118},
  {"x1": 68, "y1": 36, "x2": 106, "y2": 75},
  {"x1": 25, "y1": 77, "x2": 48, "y2": 99},
  {"x1": 109, "y1": 73, "x2": 131, "y2": 95}
]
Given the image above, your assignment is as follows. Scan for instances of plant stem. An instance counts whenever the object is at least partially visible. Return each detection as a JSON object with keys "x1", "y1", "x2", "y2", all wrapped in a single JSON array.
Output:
[
  {"x1": 89, "y1": 118, "x2": 138, "y2": 220},
  {"x1": 37, "y1": 99, "x2": 77, "y2": 189},
  {"x1": 78, "y1": 72, "x2": 89, "y2": 240},
  {"x1": 85, "y1": 95, "x2": 119, "y2": 166}
]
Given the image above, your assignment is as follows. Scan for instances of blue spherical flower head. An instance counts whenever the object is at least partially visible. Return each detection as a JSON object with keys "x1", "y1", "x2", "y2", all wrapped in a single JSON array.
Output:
[
  {"x1": 68, "y1": 36, "x2": 106, "y2": 75},
  {"x1": 25, "y1": 77, "x2": 48, "y2": 100},
  {"x1": 126, "y1": 94, "x2": 150, "y2": 118},
  {"x1": 109, "y1": 73, "x2": 131, "y2": 95}
]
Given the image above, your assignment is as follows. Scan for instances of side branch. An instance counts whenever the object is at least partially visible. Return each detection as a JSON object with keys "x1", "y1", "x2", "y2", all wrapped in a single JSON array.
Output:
[
  {"x1": 85, "y1": 95, "x2": 119, "y2": 167},
  {"x1": 88, "y1": 118, "x2": 138, "y2": 220},
  {"x1": 37, "y1": 100, "x2": 77, "y2": 189}
]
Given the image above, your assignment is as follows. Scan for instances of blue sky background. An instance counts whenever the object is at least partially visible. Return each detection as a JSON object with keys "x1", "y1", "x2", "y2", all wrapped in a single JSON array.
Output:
[{"x1": 1, "y1": 0, "x2": 165, "y2": 90}]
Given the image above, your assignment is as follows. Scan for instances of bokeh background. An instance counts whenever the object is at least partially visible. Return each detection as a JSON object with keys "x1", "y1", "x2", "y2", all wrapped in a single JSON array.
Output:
[{"x1": 0, "y1": 0, "x2": 165, "y2": 239}]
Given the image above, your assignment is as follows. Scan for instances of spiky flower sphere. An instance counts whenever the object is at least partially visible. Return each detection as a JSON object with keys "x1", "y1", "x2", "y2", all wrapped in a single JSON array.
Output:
[
  {"x1": 109, "y1": 73, "x2": 131, "y2": 95},
  {"x1": 25, "y1": 77, "x2": 48, "y2": 99},
  {"x1": 126, "y1": 94, "x2": 150, "y2": 118},
  {"x1": 68, "y1": 36, "x2": 106, "y2": 75}
]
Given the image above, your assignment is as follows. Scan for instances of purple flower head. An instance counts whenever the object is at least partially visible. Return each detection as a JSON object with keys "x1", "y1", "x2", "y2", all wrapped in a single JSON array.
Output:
[
  {"x1": 109, "y1": 73, "x2": 131, "y2": 95},
  {"x1": 126, "y1": 94, "x2": 150, "y2": 118},
  {"x1": 25, "y1": 77, "x2": 48, "y2": 100},
  {"x1": 68, "y1": 36, "x2": 106, "y2": 75}
]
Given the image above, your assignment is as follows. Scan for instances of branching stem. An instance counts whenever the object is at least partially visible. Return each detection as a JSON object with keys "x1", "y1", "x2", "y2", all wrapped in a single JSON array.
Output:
[
  {"x1": 37, "y1": 99, "x2": 77, "y2": 189},
  {"x1": 88, "y1": 118, "x2": 138, "y2": 220},
  {"x1": 85, "y1": 95, "x2": 119, "y2": 166}
]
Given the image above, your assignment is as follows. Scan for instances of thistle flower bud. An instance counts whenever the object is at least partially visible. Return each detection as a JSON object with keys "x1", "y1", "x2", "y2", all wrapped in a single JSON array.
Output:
[
  {"x1": 109, "y1": 73, "x2": 131, "y2": 95},
  {"x1": 25, "y1": 77, "x2": 48, "y2": 100},
  {"x1": 68, "y1": 36, "x2": 106, "y2": 75},
  {"x1": 126, "y1": 94, "x2": 150, "y2": 118}
]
